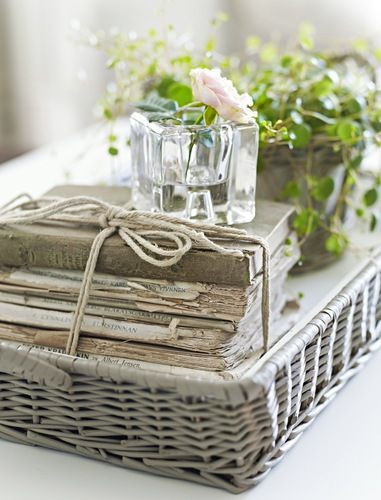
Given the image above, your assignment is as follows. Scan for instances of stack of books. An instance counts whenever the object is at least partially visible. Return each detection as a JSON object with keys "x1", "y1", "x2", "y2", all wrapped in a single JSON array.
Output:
[{"x1": 0, "y1": 185, "x2": 299, "y2": 372}]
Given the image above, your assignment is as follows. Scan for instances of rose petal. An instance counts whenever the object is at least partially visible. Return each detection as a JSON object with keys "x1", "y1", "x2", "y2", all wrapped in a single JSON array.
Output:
[{"x1": 190, "y1": 67, "x2": 256, "y2": 124}]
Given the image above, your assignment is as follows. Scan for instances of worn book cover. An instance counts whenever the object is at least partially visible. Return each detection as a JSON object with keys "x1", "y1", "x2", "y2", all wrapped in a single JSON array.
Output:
[
  {"x1": 0, "y1": 184, "x2": 295, "y2": 286},
  {"x1": 0, "y1": 231, "x2": 298, "y2": 321}
]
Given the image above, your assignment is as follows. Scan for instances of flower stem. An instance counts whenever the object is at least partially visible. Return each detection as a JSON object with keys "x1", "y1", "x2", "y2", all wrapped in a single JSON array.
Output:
[{"x1": 185, "y1": 113, "x2": 204, "y2": 181}]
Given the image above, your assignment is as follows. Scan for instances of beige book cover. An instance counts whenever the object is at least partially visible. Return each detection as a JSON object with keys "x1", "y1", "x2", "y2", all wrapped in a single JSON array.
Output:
[{"x1": 0, "y1": 184, "x2": 295, "y2": 286}]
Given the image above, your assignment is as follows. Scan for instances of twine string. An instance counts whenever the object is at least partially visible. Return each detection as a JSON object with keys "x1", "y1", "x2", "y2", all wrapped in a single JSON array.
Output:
[{"x1": 0, "y1": 195, "x2": 271, "y2": 355}]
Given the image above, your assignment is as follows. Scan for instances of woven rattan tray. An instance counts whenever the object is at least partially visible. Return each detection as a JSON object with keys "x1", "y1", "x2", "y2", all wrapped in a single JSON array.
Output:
[{"x1": 0, "y1": 250, "x2": 380, "y2": 493}]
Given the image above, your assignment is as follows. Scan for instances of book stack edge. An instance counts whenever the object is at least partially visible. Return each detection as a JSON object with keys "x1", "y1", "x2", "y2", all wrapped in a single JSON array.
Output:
[{"x1": 0, "y1": 185, "x2": 300, "y2": 373}]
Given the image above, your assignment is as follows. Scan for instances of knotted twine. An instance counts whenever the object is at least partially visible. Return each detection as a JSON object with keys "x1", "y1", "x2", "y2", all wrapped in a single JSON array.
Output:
[{"x1": 0, "y1": 195, "x2": 271, "y2": 356}]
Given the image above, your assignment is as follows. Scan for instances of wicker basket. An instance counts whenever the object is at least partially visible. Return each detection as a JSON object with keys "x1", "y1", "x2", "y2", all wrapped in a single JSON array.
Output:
[{"x1": 0, "y1": 251, "x2": 380, "y2": 493}]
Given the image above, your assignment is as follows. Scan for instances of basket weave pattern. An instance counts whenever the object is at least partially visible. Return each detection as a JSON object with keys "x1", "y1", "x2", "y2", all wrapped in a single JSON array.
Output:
[{"x1": 0, "y1": 255, "x2": 380, "y2": 493}]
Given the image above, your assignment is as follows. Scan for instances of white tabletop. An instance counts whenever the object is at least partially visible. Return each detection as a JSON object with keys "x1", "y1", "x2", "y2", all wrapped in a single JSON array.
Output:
[{"x1": 0, "y1": 129, "x2": 380, "y2": 499}]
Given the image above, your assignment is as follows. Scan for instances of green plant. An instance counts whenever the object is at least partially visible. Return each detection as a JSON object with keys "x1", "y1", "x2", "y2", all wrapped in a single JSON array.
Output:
[
  {"x1": 74, "y1": 14, "x2": 231, "y2": 118},
  {"x1": 83, "y1": 19, "x2": 381, "y2": 257},
  {"x1": 244, "y1": 25, "x2": 381, "y2": 255},
  {"x1": 78, "y1": 14, "x2": 283, "y2": 154}
]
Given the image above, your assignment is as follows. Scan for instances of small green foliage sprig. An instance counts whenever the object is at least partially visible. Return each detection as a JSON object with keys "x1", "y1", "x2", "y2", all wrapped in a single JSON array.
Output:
[
  {"x1": 74, "y1": 13, "x2": 230, "y2": 122},
  {"x1": 133, "y1": 94, "x2": 218, "y2": 175},
  {"x1": 75, "y1": 14, "x2": 238, "y2": 158},
  {"x1": 79, "y1": 13, "x2": 284, "y2": 157},
  {"x1": 133, "y1": 94, "x2": 217, "y2": 126}
]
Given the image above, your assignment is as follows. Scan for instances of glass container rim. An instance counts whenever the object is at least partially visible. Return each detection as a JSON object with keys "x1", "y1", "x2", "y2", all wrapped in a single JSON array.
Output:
[{"x1": 130, "y1": 110, "x2": 258, "y2": 137}]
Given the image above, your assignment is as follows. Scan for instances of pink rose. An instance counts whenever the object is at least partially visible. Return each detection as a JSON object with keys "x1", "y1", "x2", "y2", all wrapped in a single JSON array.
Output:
[{"x1": 190, "y1": 68, "x2": 256, "y2": 124}]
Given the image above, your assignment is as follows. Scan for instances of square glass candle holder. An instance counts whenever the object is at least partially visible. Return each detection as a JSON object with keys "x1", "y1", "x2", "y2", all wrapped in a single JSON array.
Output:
[{"x1": 130, "y1": 111, "x2": 259, "y2": 225}]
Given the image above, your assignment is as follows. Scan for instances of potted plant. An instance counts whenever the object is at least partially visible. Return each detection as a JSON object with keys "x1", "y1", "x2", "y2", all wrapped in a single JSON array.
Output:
[{"x1": 243, "y1": 28, "x2": 381, "y2": 270}]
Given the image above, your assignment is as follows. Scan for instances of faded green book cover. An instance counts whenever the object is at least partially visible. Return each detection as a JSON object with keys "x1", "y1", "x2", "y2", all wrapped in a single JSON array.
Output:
[{"x1": 0, "y1": 185, "x2": 294, "y2": 286}]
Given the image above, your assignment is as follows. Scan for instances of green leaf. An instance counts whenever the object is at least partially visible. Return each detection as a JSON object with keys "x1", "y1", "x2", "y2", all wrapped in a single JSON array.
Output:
[
  {"x1": 325, "y1": 233, "x2": 348, "y2": 256},
  {"x1": 289, "y1": 123, "x2": 312, "y2": 148},
  {"x1": 217, "y1": 11, "x2": 229, "y2": 22},
  {"x1": 103, "y1": 108, "x2": 113, "y2": 120},
  {"x1": 197, "y1": 129, "x2": 214, "y2": 148},
  {"x1": 347, "y1": 97, "x2": 364, "y2": 114},
  {"x1": 106, "y1": 57, "x2": 119, "y2": 69},
  {"x1": 293, "y1": 208, "x2": 320, "y2": 236},
  {"x1": 374, "y1": 48, "x2": 381, "y2": 61},
  {"x1": 246, "y1": 36, "x2": 261, "y2": 52},
  {"x1": 147, "y1": 62, "x2": 157, "y2": 76},
  {"x1": 135, "y1": 95, "x2": 178, "y2": 113},
  {"x1": 352, "y1": 38, "x2": 369, "y2": 52},
  {"x1": 298, "y1": 23, "x2": 315, "y2": 50},
  {"x1": 212, "y1": 11, "x2": 229, "y2": 25},
  {"x1": 145, "y1": 112, "x2": 179, "y2": 122},
  {"x1": 157, "y1": 76, "x2": 177, "y2": 97},
  {"x1": 281, "y1": 180, "x2": 301, "y2": 199},
  {"x1": 355, "y1": 207, "x2": 364, "y2": 218},
  {"x1": 161, "y1": 100, "x2": 178, "y2": 112},
  {"x1": 311, "y1": 76, "x2": 333, "y2": 98},
  {"x1": 325, "y1": 69, "x2": 339, "y2": 85},
  {"x1": 325, "y1": 123, "x2": 338, "y2": 137},
  {"x1": 205, "y1": 37, "x2": 216, "y2": 52},
  {"x1": 337, "y1": 119, "x2": 361, "y2": 144},
  {"x1": 108, "y1": 134, "x2": 117, "y2": 143},
  {"x1": 363, "y1": 188, "x2": 378, "y2": 207},
  {"x1": 166, "y1": 83, "x2": 193, "y2": 106},
  {"x1": 311, "y1": 176, "x2": 335, "y2": 202},
  {"x1": 108, "y1": 146, "x2": 119, "y2": 156},
  {"x1": 203, "y1": 106, "x2": 217, "y2": 126},
  {"x1": 370, "y1": 213, "x2": 378, "y2": 231},
  {"x1": 349, "y1": 155, "x2": 362, "y2": 169},
  {"x1": 260, "y1": 43, "x2": 277, "y2": 63},
  {"x1": 345, "y1": 171, "x2": 356, "y2": 186},
  {"x1": 280, "y1": 55, "x2": 293, "y2": 68},
  {"x1": 135, "y1": 102, "x2": 167, "y2": 113},
  {"x1": 280, "y1": 126, "x2": 289, "y2": 140}
]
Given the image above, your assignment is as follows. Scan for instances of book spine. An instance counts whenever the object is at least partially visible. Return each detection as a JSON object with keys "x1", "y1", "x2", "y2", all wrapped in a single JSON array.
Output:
[{"x1": 0, "y1": 227, "x2": 252, "y2": 286}]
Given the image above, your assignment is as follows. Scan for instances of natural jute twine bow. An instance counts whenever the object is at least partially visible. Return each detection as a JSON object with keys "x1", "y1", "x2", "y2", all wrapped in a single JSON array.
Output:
[{"x1": 0, "y1": 195, "x2": 271, "y2": 356}]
